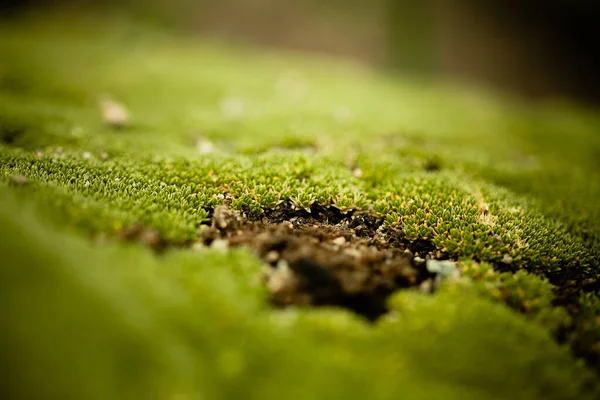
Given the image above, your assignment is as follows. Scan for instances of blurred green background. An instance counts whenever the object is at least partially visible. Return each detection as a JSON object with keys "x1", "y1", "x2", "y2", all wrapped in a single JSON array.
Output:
[{"x1": 2, "y1": 0, "x2": 599, "y2": 103}]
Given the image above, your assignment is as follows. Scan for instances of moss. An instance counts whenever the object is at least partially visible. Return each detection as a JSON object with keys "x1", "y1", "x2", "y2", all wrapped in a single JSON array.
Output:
[
  {"x1": 2, "y1": 189, "x2": 598, "y2": 399},
  {"x1": 458, "y1": 261, "x2": 571, "y2": 331},
  {"x1": 1, "y1": 10, "x2": 599, "y2": 398}
]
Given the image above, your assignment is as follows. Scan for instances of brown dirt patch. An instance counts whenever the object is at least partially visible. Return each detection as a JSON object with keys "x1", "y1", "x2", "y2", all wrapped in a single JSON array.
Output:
[{"x1": 198, "y1": 205, "x2": 437, "y2": 320}]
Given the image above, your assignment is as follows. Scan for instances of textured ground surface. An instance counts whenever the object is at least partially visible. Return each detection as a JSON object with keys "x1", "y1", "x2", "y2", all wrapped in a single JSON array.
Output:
[{"x1": 1, "y1": 11, "x2": 600, "y2": 399}]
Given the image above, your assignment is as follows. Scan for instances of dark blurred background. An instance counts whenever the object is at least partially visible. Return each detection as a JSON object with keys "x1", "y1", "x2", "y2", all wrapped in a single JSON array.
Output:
[{"x1": 2, "y1": 0, "x2": 599, "y2": 104}]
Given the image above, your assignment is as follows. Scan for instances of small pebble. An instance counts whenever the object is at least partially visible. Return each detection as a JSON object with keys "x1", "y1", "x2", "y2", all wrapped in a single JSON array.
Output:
[
  {"x1": 265, "y1": 251, "x2": 280, "y2": 264},
  {"x1": 267, "y1": 269, "x2": 294, "y2": 294},
  {"x1": 413, "y1": 256, "x2": 426, "y2": 266},
  {"x1": 502, "y1": 254, "x2": 514, "y2": 264},
  {"x1": 196, "y1": 139, "x2": 215, "y2": 154},
  {"x1": 100, "y1": 95, "x2": 129, "y2": 128},
  {"x1": 332, "y1": 236, "x2": 346, "y2": 246},
  {"x1": 211, "y1": 239, "x2": 229, "y2": 251},
  {"x1": 426, "y1": 260, "x2": 460, "y2": 279},
  {"x1": 213, "y1": 205, "x2": 237, "y2": 230},
  {"x1": 9, "y1": 175, "x2": 28, "y2": 186},
  {"x1": 343, "y1": 248, "x2": 362, "y2": 259},
  {"x1": 267, "y1": 260, "x2": 296, "y2": 294}
]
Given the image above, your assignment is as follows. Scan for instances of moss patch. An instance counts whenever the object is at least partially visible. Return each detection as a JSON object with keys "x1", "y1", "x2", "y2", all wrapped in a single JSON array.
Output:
[{"x1": 1, "y1": 10, "x2": 600, "y2": 398}]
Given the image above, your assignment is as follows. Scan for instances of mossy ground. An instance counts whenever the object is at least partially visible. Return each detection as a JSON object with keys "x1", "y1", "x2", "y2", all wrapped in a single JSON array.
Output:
[{"x1": 1, "y1": 10, "x2": 600, "y2": 399}]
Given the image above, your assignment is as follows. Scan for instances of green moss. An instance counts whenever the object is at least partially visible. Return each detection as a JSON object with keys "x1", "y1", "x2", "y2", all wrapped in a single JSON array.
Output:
[
  {"x1": 2, "y1": 189, "x2": 598, "y2": 399},
  {"x1": 1, "y1": 10, "x2": 600, "y2": 398},
  {"x1": 458, "y1": 261, "x2": 571, "y2": 331}
]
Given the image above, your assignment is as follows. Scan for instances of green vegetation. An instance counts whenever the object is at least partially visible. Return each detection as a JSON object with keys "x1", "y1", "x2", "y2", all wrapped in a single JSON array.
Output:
[{"x1": 1, "y1": 11, "x2": 599, "y2": 399}]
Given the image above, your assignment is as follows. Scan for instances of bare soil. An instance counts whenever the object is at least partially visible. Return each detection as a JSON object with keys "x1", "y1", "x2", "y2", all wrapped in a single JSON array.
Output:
[{"x1": 198, "y1": 205, "x2": 438, "y2": 320}]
